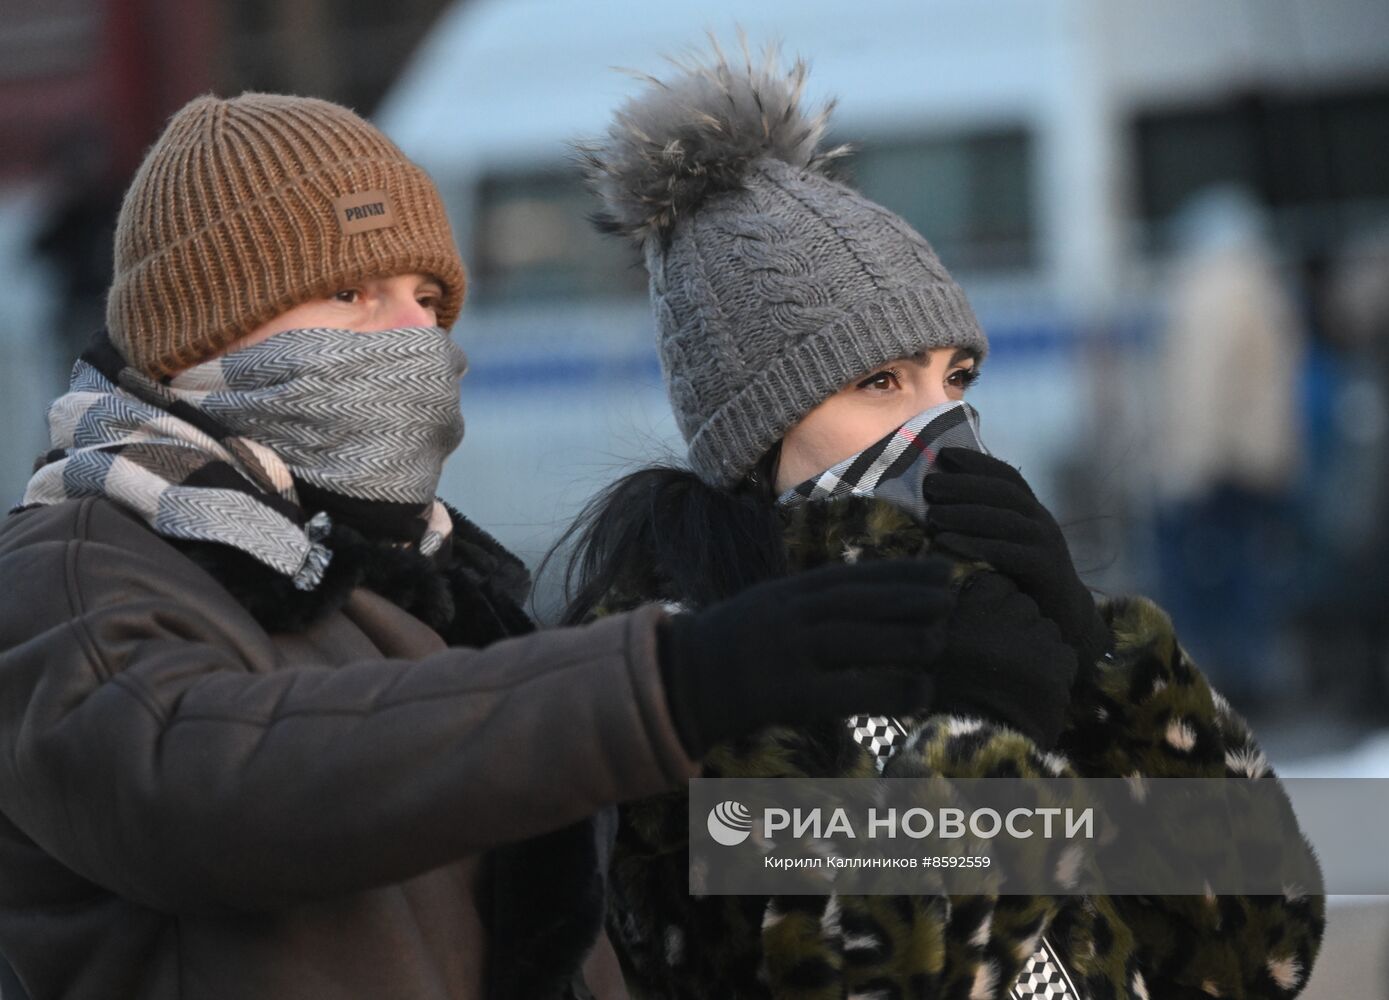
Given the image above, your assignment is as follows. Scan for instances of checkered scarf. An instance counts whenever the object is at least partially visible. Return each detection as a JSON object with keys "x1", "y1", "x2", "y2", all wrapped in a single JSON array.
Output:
[
  {"x1": 777, "y1": 400, "x2": 987, "y2": 524},
  {"x1": 20, "y1": 328, "x2": 465, "y2": 590}
]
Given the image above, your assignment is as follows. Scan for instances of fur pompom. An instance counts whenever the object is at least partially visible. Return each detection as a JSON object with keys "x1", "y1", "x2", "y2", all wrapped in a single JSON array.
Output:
[{"x1": 578, "y1": 37, "x2": 848, "y2": 246}]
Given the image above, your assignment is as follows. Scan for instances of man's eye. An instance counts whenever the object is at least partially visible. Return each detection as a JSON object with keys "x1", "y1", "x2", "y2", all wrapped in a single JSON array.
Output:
[{"x1": 332, "y1": 289, "x2": 360, "y2": 304}]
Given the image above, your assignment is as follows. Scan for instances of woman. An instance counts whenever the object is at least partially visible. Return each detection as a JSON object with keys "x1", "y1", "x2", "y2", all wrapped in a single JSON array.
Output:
[{"x1": 564, "y1": 45, "x2": 1326, "y2": 999}]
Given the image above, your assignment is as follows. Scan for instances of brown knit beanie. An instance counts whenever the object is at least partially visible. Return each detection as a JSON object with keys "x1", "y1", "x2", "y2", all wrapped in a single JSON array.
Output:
[{"x1": 107, "y1": 92, "x2": 466, "y2": 377}]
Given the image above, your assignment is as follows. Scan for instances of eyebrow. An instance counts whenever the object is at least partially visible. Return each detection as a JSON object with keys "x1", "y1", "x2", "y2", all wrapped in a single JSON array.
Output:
[{"x1": 903, "y1": 348, "x2": 980, "y2": 367}]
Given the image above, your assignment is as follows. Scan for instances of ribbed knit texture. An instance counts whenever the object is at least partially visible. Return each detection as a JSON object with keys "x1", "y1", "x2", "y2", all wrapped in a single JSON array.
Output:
[
  {"x1": 107, "y1": 93, "x2": 466, "y2": 377},
  {"x1": 652, "y1": 158, "x2": 989, "y2": 487}
]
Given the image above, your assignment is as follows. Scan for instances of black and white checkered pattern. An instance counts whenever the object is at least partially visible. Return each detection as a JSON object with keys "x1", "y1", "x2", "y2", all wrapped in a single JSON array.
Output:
[
  {"x1": 1011, "y1": 935, "x2": 1083, "y2": 999},
  {"x1": 847, "y1": 715, "x2": 908, "y2": 770}
]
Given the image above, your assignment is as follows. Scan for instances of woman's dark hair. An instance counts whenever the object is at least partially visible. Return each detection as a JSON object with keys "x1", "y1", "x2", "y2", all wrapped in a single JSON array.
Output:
[{"x1": 551, "y1": 445, "x2": 787, "y2": 625}]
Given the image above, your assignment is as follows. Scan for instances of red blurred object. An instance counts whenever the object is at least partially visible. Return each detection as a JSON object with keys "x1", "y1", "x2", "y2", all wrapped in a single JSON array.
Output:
[{"x1": 0, "y1": 0, "x2": 218, "y2": 186}]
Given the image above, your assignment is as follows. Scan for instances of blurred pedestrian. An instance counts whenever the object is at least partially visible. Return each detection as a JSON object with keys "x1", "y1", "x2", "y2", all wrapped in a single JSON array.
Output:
[
  {"x1": 1323, "y1": 225, "x2": 1389, "y2": 599},
  {"x1": 564, "y1": 45, "x2": 1325, "y2": 999},
  {"x1": 1295, "y1": 226, "x2": 1389, "y2": 713},
  {"x1": 0, "y1": 92, "x2": 954, "y2": 999},
  {"x1": 31, "y1": 130, "x2": 122, "y2": 367},
  {"x1": 1153, "y1": 187, "x2": 1303, "y2": 708}
]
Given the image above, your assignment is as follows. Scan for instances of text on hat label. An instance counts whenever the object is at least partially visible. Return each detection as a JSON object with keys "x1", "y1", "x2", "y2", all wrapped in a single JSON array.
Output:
[{"x1": 334, "y1": 190, "x2": 397, "y2": 235}]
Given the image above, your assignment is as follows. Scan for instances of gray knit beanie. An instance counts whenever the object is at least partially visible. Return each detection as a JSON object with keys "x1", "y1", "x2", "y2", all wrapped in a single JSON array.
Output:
[{"x1": 582, "y1": 44, "x2": 989, "y2": 487}]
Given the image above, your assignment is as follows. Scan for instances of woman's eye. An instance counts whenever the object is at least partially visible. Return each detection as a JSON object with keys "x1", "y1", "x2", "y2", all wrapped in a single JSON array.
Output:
[
  {"x1": 332, "y1": 289, "x2": 360, "y2": 304},
  {"x1": 856, "y1": 368, "x2": 902, "y2": 391},
  {"x1": 947, "y1": 367, "x2": 981, "y2": 390}
]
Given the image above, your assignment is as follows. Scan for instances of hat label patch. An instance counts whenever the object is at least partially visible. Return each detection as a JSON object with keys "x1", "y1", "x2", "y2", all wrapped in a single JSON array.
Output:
[{"x1": 334, "y1": 190, "x2": 396, "y2": 235}]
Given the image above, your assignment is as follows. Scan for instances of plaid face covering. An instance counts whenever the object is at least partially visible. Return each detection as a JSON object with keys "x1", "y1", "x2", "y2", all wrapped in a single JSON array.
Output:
[
  {"x1": 20, "y1": 328, "x2": 465, "y2": 589},
  {"x1": 777, "y1": 400, "x2": 987, "y2": 525}
]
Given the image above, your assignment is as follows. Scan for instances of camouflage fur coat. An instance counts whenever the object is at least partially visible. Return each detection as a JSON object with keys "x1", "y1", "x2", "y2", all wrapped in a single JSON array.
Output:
[{"x1": 597, "y1": 497, "x2": 1325, "y2": 1000}]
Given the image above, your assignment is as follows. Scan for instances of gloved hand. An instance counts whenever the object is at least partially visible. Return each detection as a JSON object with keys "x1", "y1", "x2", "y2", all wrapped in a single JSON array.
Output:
[
  {"x1": 658, "y1": 558, "x2": 956, "y2": 759},
  {"x1": 922, "y1": 447, "x2": 1111, "y2": 672},
  {"x1": 931, "y1": 571, "x2": 1079, "y2": 750}
]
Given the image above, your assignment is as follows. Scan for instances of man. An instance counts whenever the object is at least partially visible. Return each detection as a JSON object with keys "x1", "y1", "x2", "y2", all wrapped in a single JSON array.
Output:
[{"x1": 0, "y1": 93, "x2": 954, "y2": 998}]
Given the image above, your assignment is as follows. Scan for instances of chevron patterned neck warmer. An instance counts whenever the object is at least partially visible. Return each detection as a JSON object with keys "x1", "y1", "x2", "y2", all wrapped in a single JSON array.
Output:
[
  {"x1": 20, "y1": 329, "x2": 466, "y2": 589},
  {"x1": 181, "y1": 326, "x2": 467, "y2": 503},
  {"x1": 777, "y1": 400, "x2": 988, "y2": 524}
]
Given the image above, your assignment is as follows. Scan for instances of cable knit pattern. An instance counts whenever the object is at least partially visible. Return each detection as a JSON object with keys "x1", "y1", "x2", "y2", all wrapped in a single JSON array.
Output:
[
  {"x1": 584, "y1": 42, "x2": 989, "y2": 486},
  {"x1": 671, "y1": 157, "x2": 989, "y2": 486},
  {"x1": 761, "y1": 161, "x2": 904, "y2": 294}
]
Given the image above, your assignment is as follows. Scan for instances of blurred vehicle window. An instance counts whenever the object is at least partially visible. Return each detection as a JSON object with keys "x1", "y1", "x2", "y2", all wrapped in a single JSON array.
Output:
[
  {"x1": 470, "y1": 168, "x2": 646, "y2": 305},
  {"x1": 469, "y1": 127, "x2": 1037, "y2": 305},
  {"x1": 1135, "y1": 84, "x2": 1389, "y2": 255},
  {"x1": 844, "y1": 127, "x2": 1036, "y2": 272}
]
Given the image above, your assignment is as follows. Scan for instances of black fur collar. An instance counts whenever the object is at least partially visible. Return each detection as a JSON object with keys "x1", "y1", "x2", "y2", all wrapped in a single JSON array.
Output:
[{"x1": 175, "y1": 505, "x2": 533, "y2": 646}]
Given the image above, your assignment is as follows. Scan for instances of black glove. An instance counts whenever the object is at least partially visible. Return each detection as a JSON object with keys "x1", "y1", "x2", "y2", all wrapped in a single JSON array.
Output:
[
  {"x1": 931, "y1": 571, "x2": 1078, "y2": 750},
  {"x1": 922, "y1": 447, "x2": 1111, "y2": 671},
  {"x1": 658, "y1": 558, "x2": 956, "y2": 759}
]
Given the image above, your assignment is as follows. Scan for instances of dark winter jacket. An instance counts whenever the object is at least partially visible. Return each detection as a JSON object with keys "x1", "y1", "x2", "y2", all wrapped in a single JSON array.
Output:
[
  {"x1": 0, "y1": 496, "x2": 696, "y2": 999},
  {"x1": 598, "y1": 496, "x2": 1326, "y2": 999}
]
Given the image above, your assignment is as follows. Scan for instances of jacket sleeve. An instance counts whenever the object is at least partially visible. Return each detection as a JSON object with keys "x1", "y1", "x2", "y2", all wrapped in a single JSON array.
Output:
[
  {"x1": 1059, "y1": 595, "x2": 1327, "y2": 999},
  {"x1": 0, "y1": 501, "x2": 696, "y2": 914}
]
